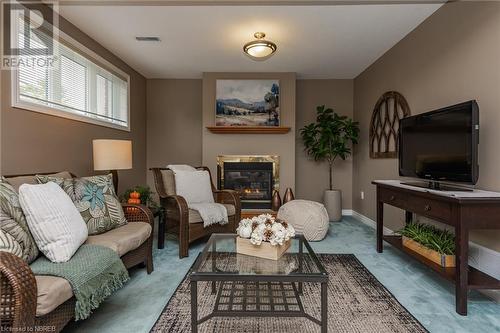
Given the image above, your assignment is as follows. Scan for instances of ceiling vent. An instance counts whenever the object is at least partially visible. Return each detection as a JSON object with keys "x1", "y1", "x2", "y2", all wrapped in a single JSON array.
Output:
[{"x1": 135, "y1": 36, "x2": 160, "y2": 42}]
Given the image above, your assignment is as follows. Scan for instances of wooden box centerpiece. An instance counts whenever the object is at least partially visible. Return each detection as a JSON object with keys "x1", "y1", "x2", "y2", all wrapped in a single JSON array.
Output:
[{"x1": 236, "y1": 213, "x2": 295, "y2": 261}]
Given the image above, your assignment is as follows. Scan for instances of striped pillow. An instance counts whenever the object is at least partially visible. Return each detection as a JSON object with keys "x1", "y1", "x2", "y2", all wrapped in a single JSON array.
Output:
[{"x1": 18, "y1": 182, "x2": 88, "y2": 263}]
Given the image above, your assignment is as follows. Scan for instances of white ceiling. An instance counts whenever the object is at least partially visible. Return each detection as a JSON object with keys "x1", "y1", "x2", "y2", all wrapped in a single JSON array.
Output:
[{"x1": 59, "y1": 4, "x2": 442, "y2": 79}]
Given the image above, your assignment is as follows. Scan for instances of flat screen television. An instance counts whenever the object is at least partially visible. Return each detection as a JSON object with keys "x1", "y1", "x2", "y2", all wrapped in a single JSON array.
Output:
[{"x1": 399, "y1": 100, "x2": 479, "y2": 186}]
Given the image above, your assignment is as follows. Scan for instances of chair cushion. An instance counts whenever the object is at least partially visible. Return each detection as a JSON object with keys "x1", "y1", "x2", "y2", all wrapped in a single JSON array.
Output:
[
  {"x1": 189, "y1": 204, "x2": 235, "y2": 224},
  {"x1": 19, "y1": 182, "x2": 88, "y2": 263},
  {"x1": 5, "y1": 171, "x2": 72, "y2": 193},
  {"x1": 33, "y1": 222, "x2": 151, "y2": 317},
  {"x1": 84, "y1": 222, "x2": 151, "y2": 256},
  {"x1": 34, "y1": 275, "x2": 73, "y2": 317},
  {"x1": 160, "y1": 170, "x2": 176, "y2": 196}
]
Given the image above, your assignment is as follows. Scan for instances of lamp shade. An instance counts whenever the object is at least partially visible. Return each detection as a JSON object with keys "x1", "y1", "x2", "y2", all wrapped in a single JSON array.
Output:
[{"x1": 93, "y1": 139, "x2": 132, "y2": 171}]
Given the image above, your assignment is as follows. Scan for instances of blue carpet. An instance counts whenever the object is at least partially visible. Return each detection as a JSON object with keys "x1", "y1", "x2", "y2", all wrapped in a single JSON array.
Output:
[{"x1": 64, "y1": 216, "x2": 500, "y2": 333}]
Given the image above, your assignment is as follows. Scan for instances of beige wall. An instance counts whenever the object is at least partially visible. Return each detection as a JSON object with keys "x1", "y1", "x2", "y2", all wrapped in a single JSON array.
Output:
[
  {"x1": 202, "y1": 73, "x2": 296, "y2": 193},
  {"x1": 0, "y1": 12, "x2": 147, "y2": 195},
  {"x1": 296, "y1": 80, "x2": 354, "y2": 207},
  {"x1": 146, "y1": 79, "x2": 203, "y2": 189},
  {"x1": 353, "y1": 1, "x2": 500, "y2": 251}
]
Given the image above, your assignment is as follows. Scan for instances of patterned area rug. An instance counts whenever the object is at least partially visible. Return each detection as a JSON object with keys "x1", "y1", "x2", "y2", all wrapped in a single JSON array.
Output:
[{"x1": 151, "y1": 254, "x2": 427, "y2": 332}]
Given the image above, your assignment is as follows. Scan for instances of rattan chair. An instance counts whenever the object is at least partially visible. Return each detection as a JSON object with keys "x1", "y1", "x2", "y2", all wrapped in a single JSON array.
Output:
[
  {"x1": 0, "y1": 172, "x2": 154, "y2": 333},
  {"x1": 150, "y1": 166, "x2": 241, "y2": 258}
]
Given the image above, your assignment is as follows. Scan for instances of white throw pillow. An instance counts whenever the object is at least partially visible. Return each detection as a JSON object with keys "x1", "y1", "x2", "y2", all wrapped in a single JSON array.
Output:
[
  {"x1": 19, "y1": 182, "x2": 88, "y2": 263},
  {"x1": 174, "y1": 170, "x2": 214, "y2": 204}
]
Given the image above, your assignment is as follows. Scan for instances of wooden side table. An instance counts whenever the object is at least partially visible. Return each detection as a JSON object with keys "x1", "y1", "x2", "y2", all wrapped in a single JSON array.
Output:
[{"x1": 149, "y1": 206, "x2": 166, "y2": 249}]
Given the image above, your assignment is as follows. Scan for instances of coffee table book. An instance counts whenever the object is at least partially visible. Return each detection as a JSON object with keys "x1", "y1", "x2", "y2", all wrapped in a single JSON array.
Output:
[{"x1": 236, "y1": 236, "x2": 291, "y2": 260}]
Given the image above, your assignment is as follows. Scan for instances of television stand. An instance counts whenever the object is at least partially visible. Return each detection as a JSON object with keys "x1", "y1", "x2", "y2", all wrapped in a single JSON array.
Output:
[
  {"x1": 373, "y1": 180, "x2": 500, "y2": 315},
  {"x1": 401, "y1": 180, "x2": 473, "y2": 192}
]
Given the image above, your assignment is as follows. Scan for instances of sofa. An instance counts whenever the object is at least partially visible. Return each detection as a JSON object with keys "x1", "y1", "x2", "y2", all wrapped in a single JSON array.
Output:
[{"x1": 0, "y1": 171, "x2": 154, "y2": 333}]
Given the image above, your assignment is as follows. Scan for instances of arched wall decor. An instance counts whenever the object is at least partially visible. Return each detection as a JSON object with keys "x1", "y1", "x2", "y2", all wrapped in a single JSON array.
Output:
[{"x1": 369, "y1": 91, "x2": 411, "y2": 159}]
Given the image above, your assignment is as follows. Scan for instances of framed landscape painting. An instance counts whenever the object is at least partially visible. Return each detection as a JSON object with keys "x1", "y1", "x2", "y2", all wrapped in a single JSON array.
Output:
[{"x1": 216, "y1": 79, "x2": 280, "y2": 127}]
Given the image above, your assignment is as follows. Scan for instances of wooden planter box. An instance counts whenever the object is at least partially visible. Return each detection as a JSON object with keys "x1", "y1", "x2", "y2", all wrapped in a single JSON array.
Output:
[
  {"x1": 402, "y1": 236, "x2": 455, "y2": 267},
  {"x1": 236, "y1": 237, "x2": 290, "y2": 261}
]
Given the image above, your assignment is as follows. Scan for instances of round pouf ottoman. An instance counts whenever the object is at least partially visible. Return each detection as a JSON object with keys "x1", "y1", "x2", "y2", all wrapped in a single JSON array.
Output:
[{"x1": 277, "y1": 199, "x2": 329, "y2": 241}]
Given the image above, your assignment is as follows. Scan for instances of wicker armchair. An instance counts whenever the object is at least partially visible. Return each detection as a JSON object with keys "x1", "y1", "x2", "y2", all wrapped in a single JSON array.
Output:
[
  {"x1": 0, "y1": 172, "x2": 154, "y2": 333},
  {"x1": 150, "y1": 166, "x2": 241, "y2": 258}
]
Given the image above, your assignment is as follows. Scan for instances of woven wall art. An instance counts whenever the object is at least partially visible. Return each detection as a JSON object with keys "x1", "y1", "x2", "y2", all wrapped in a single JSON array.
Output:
[{"x1": 369, "y1": 91, "x2": 411, "y2": 159}]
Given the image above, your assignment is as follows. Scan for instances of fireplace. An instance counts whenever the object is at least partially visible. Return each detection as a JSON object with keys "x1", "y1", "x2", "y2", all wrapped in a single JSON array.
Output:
[{"x1": 217, "y1": 155, "x2": 279, "y2": 209}]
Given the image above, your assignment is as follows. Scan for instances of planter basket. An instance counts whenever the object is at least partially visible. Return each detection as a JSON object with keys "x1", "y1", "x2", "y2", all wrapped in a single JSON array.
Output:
[
  {"x1": 402, "y1": 236, "x2": 455, "y2": 267},
  {"x1": 236, "y1": 237, "x2": 291, "y2": 261}
]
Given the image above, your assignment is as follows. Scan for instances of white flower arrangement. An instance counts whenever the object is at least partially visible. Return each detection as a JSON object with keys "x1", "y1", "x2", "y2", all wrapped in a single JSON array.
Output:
[{"x1": 236, "y1": 214, "x2": 295, "y2": 246}]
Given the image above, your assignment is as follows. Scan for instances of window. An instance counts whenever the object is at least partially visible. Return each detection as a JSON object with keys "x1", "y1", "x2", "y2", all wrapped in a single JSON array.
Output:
[{"x1": 12, "y1": 15, "x2": 130, "y2": 130}]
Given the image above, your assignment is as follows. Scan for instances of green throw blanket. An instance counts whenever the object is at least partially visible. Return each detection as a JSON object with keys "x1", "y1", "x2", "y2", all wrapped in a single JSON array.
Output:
[{"x1": 30, "y1": 244, "x2": 129, "y2": 321}]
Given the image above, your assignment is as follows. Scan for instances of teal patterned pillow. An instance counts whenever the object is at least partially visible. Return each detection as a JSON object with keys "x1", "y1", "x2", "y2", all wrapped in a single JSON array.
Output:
[
  {"x1": 36, "y1": 174, "x2": 127, "y2": 235},
  {"x1": 0, "y1": 177, "x2": 39, "y2": 263}
]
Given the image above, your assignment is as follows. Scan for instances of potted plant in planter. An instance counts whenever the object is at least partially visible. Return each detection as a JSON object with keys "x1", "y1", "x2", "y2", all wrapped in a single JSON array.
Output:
[
  {"x1": 300, "y1": 105, "x2": 359, "y2": 221},
  {"x1": 398, "y1": 222, "x2": 455, "y2": 267}
]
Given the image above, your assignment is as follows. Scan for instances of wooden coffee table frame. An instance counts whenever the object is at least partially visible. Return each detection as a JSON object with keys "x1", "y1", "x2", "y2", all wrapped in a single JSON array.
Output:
[{"x1": 190, "y1": 234, "x2": 329, "y2": 333}]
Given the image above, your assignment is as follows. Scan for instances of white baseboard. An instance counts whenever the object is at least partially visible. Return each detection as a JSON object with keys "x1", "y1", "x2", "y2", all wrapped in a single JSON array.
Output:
[
  {"x1": 351, "y1": 210, "x2": 393, "y2": 235},
  {"x1": 349, "y1": 210, "x2": 500, "y2": 303}
]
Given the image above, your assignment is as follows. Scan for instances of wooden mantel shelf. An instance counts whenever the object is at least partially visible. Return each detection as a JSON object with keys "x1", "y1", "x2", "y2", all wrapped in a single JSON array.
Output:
[{"x1": 206, "y1": 126, "x2": 291, "y2": 134}]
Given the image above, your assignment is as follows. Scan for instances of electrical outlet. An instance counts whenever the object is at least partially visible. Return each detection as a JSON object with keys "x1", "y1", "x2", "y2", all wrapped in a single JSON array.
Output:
[{"x1": 360, "y1": 191, "x2": 364, "y2": 200}]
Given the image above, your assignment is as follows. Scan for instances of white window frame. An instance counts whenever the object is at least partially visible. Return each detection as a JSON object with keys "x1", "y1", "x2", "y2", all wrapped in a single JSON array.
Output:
[{"x1": 11, "y1": 24, "x2": 131, "y2": 131}]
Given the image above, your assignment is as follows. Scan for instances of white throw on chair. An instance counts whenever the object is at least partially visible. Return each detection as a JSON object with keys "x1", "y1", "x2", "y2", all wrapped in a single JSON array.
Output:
[{"x1": 277, "y1": 199, "x2": 329, "y2": 241}]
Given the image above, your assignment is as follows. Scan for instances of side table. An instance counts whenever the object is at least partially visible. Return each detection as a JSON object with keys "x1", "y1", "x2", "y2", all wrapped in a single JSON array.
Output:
[{"x1": 149, "y1": 206, "x2": 166, "y2": 249}]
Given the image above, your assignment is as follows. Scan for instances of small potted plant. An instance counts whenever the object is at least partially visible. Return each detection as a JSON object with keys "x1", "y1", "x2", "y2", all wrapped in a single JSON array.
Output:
[
  {"x1": 300, "y1": 105, "x2": 359, "y2": 221},
  {"x1": 398, "y1": 222, "x2": 455, "y2": 267},
  {"x1": 236, "y1": 214, "x2": 295, "y2": 260}
]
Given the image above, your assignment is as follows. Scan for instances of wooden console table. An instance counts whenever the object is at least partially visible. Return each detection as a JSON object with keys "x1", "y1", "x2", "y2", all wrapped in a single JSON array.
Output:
[{"x1": 373, "y1": 180, "x2": 500, "y2": 315}]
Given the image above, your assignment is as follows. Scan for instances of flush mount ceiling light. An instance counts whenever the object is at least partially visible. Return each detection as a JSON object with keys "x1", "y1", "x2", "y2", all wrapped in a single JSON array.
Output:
[{"x1": 243, "y1": 32, "x2": 277, "y2": 61}]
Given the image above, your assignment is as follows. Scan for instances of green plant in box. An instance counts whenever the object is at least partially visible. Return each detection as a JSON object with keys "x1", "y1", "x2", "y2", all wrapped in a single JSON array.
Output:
[{"x1": 398, "y1": 222, "x2": 455, "y2": 255}]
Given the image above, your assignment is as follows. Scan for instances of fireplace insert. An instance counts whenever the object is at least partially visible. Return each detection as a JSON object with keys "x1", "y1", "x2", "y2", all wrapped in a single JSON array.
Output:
[{"x1": 219, "y1": 162, "x2": 274, "y2": 209}]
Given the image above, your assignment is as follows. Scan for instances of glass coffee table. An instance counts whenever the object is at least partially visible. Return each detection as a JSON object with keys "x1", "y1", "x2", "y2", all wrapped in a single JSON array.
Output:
[{"x1": 190, "y1": 234, "x2": 329, "y2": 333}]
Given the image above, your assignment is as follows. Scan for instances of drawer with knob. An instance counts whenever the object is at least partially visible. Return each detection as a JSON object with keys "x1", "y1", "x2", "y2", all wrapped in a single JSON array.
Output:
[
  {"x1": 406, "y1": 196, "x2": 452, "y2": 222},
  {"x1": 379, "y1": 188, "x2": 407, "y2": 209}
]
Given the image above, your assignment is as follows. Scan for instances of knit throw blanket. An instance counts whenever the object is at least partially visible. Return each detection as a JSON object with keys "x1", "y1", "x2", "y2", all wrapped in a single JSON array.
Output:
[{"x1": 30, "y1": 244, "x2": 129, "y2": 321}]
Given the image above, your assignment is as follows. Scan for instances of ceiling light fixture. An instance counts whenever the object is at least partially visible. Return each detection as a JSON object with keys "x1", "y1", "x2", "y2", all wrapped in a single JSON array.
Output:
[{"x1": 243, "y1": 32, "x2": 277, "y2": 61}]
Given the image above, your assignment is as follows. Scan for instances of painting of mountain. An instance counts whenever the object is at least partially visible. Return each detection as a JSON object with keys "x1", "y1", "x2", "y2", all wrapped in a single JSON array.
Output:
[{"x1": 215, "y1": 80, "x2": 280, "y2": 127}]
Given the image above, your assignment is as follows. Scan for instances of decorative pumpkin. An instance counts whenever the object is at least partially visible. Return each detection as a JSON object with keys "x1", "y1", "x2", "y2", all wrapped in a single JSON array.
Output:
[
  {"x1": 130, "y1": 191, "x2": 141, "y2": 199},
  {"x1": 127, "y1": 198, "x2": 141, "y2": 205}
]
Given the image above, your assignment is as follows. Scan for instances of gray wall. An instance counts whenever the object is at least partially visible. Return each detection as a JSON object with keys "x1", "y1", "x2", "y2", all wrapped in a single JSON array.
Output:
[
  {"x1": 353, "y1": 1, "x2": 500, "y2": 251},
  {"x1": 296, "y1": 80, "x2": 354, "y2": 207},
  {"x1": 146, "y1": 79, "x2": 203, "y2": 189},
  {"x1": 0, "y1": 9, "x2": 147, "y2": 195}
]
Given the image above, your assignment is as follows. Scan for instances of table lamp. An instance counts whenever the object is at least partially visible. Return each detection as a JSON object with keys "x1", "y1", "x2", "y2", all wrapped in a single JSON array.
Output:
[{"x1": 93, "y1": 139, "x2": 132, "y2": 194}]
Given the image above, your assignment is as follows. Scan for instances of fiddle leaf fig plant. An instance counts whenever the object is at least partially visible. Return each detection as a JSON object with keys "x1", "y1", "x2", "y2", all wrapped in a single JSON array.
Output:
[{"x1": 300, "y1": 105, "x2": 360, "y2": 190}]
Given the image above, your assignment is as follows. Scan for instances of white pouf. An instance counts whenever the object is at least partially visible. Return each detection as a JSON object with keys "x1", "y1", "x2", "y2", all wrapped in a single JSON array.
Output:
[{"x1": 277, "y1": 199, "x2": 329, "y2": 241}]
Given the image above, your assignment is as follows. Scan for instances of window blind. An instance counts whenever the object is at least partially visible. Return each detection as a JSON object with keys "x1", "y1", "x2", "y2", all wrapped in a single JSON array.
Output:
[{"x1": 15, "y1": 15, "x2": 129, "y2": 129}]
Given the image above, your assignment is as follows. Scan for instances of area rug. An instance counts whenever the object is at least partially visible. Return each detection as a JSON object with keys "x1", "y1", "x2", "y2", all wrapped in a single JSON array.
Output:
[{"x1": 151, "y1": 254, "x2": 427, "y2": 332}]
